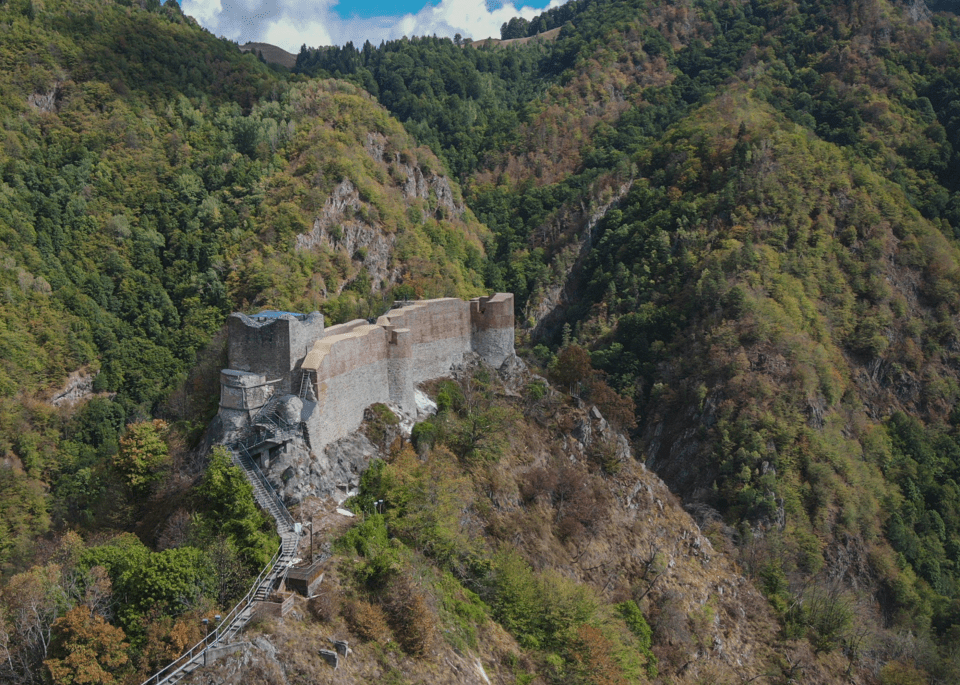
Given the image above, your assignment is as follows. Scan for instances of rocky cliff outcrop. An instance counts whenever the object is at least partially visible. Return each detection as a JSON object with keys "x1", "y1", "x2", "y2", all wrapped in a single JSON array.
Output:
[{"x1": 295, "y1": 179, "x2": 400, "y2": 294}]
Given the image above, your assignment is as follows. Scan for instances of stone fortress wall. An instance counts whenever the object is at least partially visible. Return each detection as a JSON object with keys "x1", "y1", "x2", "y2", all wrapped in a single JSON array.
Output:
[
  {"x1": 219, "y1": 294, "x2": 514, "y2": 456},
  {"x1": 227, "y1": 310, "x2": 325, "y2": 395}
]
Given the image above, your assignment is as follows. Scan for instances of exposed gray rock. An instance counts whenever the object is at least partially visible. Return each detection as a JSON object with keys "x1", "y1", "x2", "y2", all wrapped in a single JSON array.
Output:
[
  {"x1": 181, "y1": 636, "x2": 286, "y2": 685},
  {"x1": 496, "y1": 353, "x2": 537, "y2": 396},
  {"x1": 279, "y1": 395, "x2": 303, "y2": 425},
  {"x1": 28, "y1": 83, "x2": 62, "y2": 114},
  {"x1": 528, "y1": 181, "x2": 633, "y2": 340},
  {"x1": 48, "y1": 370, "x2": 101, "y2": 407},
  {"x1": 318, "y1": 649, "x2": 338, "y2": 669},
  {"x1": 294, "y1": 179, "x2": 400, "y2": 293},
  {"x1": 262, "y1": 431, "x2": 378, "y2": 506}
]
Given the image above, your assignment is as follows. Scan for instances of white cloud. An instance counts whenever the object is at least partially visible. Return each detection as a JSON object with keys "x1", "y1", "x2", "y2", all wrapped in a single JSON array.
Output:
[
  {"x1": 263, "y1": 19, "x2": 334, "y2": 51},
  {"x1": 181, "y1": 0, "x2": 223, "y2": 26},
  {"x1": 181, "y1": 0, "x2": 569, "y2": 53},
  {"x1": 390, "y1": 0, "x2": 564, "y2": 45}
]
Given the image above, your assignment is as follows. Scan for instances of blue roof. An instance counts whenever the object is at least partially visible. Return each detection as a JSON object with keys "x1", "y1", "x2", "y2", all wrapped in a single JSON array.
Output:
[{"x1": 254, "y1": 310, "x2": 303, "y2": 319}]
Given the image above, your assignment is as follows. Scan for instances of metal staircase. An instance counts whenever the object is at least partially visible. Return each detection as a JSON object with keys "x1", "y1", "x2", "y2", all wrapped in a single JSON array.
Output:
[
  {"x1": 140, "y1": 441, "x2": 300, "y2": 685},
  {"x1": 230, "y1": 445, "x2": 296, "y2": 533},
  {"x1": 250, "y1": 392, "x2": 288, "y2": 430},
  {"x1": 298, "y1": 370, "x2": 314, "y2": 400}
]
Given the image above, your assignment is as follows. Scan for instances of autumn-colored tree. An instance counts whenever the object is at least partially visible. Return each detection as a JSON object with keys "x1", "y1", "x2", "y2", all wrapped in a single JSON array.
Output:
[
  {"x1": 550, "y1": 345, "x2": 637, "y2": 430},
  {"x1": 44, "y1": 606, "x2": 131, "y2": 685},
  {"x1": 586, "y1": 379, "x2": 637, "y2": 432},
  {"x1": 550, "y1": 345, "x2": 593, "y2": 391},
  {"x1": 343, "y1": 598, "x2": 391, "y2": 642},
  {"x1": 569, "y1": 624, "x2": 628, "y2": 685},
  {"x1": 138, "y1": 610, "x2": 205, "y2": 676},
  {"x1": 112, "y1": 420, "x2": 170, "y2": 495}
]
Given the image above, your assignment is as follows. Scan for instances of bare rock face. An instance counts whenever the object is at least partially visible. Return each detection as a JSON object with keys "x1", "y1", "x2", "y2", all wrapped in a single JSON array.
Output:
[
  {"x1": 527, "y1": 182, "x2": 632, "y2": 341},
  {"x1": 293, "y1": 132, "x2": 469, "y2": 297},
  {"x1": 365, "y1": 131, "x2": 465, "y2": 220},
  {"x1": 184, "y1": 636, "x2": 287, "y2": 685},
  {"x1": 261, "y1": 398, "x2": 435, "y2": 506},
  {"x1": 294, "y1": 179, "x2": 399, "y2": 293},
  {"x1": 570, "y1": 405, "x2": 632, "y2": 465},
  {"x1": 279, "y1": 395, "x2": 304, "y2": 426},
  {"x1": 261, "y1": 429, "x2": 378, "y2": 506},
  {"x1": 48, "y1": 370, "x2": 97, "y2": 407},
  {"x1": 28, "y1": 83, "x2": 62, "y2": 114}
]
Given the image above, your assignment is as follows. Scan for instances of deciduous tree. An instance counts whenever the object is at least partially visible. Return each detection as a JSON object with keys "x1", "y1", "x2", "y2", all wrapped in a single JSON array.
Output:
[{"x1": 44, "y1": 606, "x2": 131, "y2": 685}]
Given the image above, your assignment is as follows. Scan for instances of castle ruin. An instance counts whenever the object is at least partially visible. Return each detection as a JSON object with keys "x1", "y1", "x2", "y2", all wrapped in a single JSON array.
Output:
[{"x1": 216, "y1": 294, "x2": 514, "y2": 502}]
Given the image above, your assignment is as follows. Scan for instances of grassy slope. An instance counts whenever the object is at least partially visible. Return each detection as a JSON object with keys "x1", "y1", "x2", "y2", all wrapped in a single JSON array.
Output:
[{"x1": 189, "y1": 364, "x2": 845, "y2": 684}]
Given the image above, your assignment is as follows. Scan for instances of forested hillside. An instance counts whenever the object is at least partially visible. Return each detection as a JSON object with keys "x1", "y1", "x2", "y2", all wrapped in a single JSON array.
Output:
[
  {"x1": 0, "y1": 1, "x2": 487, "y2": 680},
  {"x1": 299, "y1": 0, "x2": 960, "y2": 680},
  {"x1": 5, "y1": 0, "x2": 960, "y2": 682}
]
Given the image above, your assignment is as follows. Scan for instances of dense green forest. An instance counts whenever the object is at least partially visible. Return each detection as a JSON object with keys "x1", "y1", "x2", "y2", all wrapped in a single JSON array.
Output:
[
  {"x1": 301, "y1": 0, "x2": 960, "y2": 680},
  {"x1": 5, "y1": 0, "x2": 960, "y2": 681},
  {"x1": 0, "y1": 0, "x2": 488, "y2": 680}
]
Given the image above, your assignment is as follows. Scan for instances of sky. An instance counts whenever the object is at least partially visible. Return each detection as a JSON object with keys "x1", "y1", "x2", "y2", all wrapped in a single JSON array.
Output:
[{"x1": 179, "y1": 0, "x2": 566, "y2": 54}]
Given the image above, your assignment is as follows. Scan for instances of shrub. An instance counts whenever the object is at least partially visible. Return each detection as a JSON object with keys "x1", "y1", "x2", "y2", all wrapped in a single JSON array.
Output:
[
  {"x1": 308, "y1": 589, "x2": 341, "y2": 623},
  {"x1": 615, "y1": 600, "x2": 658, "y2": 678},
  {"x1": 365, "y1": 403, "x2": 400, "y2": 452},
  {"x1": 587, "y1": 436, "x2": 624, "y2": 476},
  {"x1": 526, "y1": 379, "x2": 548, "y2": 402},
  {"x1": 487, "y1": 551, "x2": 599, "y2": 652},
  {"x1": 435, "y1": 380, "x2": 464, "y2": 413},
  {"x1": 586, "y1": 379, "x2": 637, "y2": 432},
  {"x1": 45, "y1": 607, "x2": 132, "y2": 685},
  {"x1": 879, "y1": 661, "x2": 928, "y2": 685},
  {"x1": 568, "y1": 624, "x2": 628, "y2": 685},
  {"x1": 383, "y1": 575, "x2": 436, "y2": 657},
  {"x1": 336, "y1": 514, "x2": 402, "y2": 590},
  {"x1": 411, "y1": 418, "x2": 438, "y2": 453},
  {"x1": 343, "y1": 598, "x2": 391, "y2": 642}
]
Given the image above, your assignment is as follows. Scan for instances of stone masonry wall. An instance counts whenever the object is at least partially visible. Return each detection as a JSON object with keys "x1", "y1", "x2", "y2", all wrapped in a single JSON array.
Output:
[
  {"x1": 379, "y1": 298, "x2": 474, "y2": 383},
  {"x1": 301, "y1": 322, "x2": 393, "y2": 449},
  {"x1": 228, "y1": 312, "x2": 324, "y2": 394},
  {"x1": 221, "y1": 295, "x2": 514, "y2": 456},
  {"x1": 471, "y1": 293, "x2": 515, "y2": 368}
]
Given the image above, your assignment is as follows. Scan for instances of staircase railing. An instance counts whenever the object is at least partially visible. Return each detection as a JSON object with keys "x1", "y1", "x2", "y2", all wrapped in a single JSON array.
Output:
[
  {"x1": 139, "y1": 440, "x2": 299, "y2": 684},
  {"x1": 230, "y1": 445, "x2": 296, "y2": 532},
  {"x1": 139, "y1": 541, "x2": 284, "y2": 685}
]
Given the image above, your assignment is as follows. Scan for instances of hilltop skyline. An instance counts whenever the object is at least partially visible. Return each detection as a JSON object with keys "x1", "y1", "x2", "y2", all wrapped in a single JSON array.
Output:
[{"x1": 179, "y1": 0, "x2": 563, "y2": 52}]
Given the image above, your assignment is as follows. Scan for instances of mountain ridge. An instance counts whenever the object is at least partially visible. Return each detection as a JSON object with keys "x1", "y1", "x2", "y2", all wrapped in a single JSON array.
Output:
[{"x1": 3, "y1": 0, "x2": 960, "y2": 682}]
